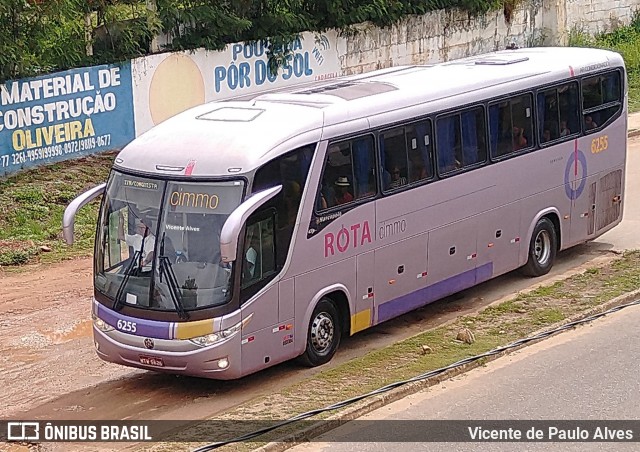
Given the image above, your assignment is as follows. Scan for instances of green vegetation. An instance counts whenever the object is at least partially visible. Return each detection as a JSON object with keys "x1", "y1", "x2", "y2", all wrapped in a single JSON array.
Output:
[
  {"x1": 0, "y1": 153, "x2": 113, "y2": 267},
  {"x1": 2, "y1": 10, "x2": 640, "y2": 267},
  {"x1": 139, "y1": 251, "x2": 640, "y2": 452},
  {"x1": 2, "y1": 0, "x2": 507, "y2": 83},
  {"x1": 570, "y1": 12, "x2": 640, "y2": 112}
]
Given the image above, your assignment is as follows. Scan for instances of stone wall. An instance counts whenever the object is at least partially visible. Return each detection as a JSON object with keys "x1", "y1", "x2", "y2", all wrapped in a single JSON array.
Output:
[
  {"x1": 339, "y1": 0, "x2": 640, "y2": 74},
  {"x1": 3, "y1": 0, "x2": 639, "y2": 177},
  {"x1": 565, "y1": 0, "x2": 637, "y2": 34}
]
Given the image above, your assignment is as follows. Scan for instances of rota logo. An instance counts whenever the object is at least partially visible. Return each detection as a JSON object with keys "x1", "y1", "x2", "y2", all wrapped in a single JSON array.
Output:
[
  {"x1": 324, "y1": 221, "x2": 372, "y2": 257},
  {"x1": 564, "y1": 144, "x2": 588, "y2": 200}
]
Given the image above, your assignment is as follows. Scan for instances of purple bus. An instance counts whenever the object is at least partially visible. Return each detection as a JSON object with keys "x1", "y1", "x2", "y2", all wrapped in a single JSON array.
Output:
[{"x1": 64, "y1": 47, "x2": 627, "y2": 379}]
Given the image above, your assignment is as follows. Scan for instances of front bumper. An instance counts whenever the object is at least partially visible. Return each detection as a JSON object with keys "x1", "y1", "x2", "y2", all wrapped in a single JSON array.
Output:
[{"x1": 94, "y1": 326, "x2": 243, "y2": 379}]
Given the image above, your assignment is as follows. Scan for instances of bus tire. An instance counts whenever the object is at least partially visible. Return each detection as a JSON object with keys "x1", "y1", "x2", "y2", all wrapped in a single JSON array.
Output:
[
  {"x1": 522, "y1": 217, "x2": 557, "y2": 277},
  {"x1": 299, "y1": 298, "x2": 342, "y2": 367}
]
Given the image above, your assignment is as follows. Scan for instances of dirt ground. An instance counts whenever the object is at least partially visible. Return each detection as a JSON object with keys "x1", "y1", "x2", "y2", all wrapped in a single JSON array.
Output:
[
  {"x1": 0, "y1": 245, "x2": 619, "y2": 452},
  {"x1": 0, "y1": 258, "x2": 133, "y2": 418},
  {"x1": 0, "y1": 245, "x2": 610, "y2": 414}
]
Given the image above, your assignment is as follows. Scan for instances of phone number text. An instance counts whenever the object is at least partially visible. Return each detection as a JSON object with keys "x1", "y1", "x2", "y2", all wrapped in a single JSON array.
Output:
[{"x1": 1, "y1": 134, "x2": 112, "y2": 168}]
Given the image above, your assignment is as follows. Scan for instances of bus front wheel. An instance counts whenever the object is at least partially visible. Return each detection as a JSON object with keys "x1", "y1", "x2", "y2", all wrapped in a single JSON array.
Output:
[
  {"x1": 299, "y1": 298, "x2": 342, "y2": 367},
  {"x1": 522, "y1": 217, "x2": 557, "y2": 277}
]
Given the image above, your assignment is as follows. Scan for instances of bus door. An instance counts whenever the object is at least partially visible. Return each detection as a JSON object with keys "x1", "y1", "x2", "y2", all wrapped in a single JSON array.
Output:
[
  {"x1": 566, "y1": 138, "x2": 599, "y2": 245},
  {"x1": 569, "y1": 173, "x2": 598, "y2": 245},
  {"x1": 239, "y1": 215, "x2": 293, "y2": 374}
]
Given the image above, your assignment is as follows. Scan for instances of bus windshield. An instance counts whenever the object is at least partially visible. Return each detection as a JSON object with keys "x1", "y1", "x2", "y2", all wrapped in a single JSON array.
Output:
[{"x1": 95, "y1": 171, "x2": 244, "y2": 314}]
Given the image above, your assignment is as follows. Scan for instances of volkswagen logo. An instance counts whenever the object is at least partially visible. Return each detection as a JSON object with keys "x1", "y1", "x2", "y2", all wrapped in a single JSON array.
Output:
[{"x1": 143, "y1": 338, "x2": 154, "y2": 350}]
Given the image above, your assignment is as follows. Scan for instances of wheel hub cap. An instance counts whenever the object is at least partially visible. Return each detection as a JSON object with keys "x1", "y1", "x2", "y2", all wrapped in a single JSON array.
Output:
[
  {"x1": 534, "y1": 230, "x2": 551, "y2": 266},
  {"x1": 310, "y1": 313, "x2": 334, "y2": 353}
]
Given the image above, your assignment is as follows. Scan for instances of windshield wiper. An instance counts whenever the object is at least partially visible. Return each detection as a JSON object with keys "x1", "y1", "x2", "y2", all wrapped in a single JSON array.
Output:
[
  {"x1": 113, "y1": 250, "x2": 141, "y2": 312},
  {"x1": 158, "y1": 233, "x2": 189, "y2": 320}
]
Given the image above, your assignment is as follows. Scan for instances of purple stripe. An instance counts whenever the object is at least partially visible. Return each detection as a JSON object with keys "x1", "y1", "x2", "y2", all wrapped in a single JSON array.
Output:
[
  {"x1": 377, "y1": 263, "x2": 494, "y2": 323},
  {"x1": 476, "y1": 262, "x2": 493, "y2": 284},
  {"x1": 96, "y1": 303, "x2": 173, "y2": 339}
]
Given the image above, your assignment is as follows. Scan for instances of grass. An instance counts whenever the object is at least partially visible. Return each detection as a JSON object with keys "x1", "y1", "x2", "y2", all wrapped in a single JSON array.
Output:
[
  {"x1": 569, "y1": 12, "x2": 640, "y2": 112},
  {"x1": 0, "y1": 153, "x2": 114, "y2": 267},
  {"x1": 138, "y1": 251, "x2": 640, "y2": 452}
]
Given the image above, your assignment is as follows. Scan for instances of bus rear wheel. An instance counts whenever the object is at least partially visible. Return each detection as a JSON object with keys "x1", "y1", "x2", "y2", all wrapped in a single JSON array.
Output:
[
  {"x1": 522, "y1": 217, "x2": 557, "y2": 277},
  {"x1": 299, "y1": 298, "x2": 341, "y2": 367}
]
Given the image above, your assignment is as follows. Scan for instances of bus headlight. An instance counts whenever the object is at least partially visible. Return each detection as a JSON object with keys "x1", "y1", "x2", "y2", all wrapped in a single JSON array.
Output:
[
  {"x1": 92, "y1": 314, "x2": 114, "y2": 332},
  {"x1": 190, "y1": 332, "x2": 222, "y2": 347},
  {"x1": 189, "y1": 314, "x2": 253, "y2": 347}
]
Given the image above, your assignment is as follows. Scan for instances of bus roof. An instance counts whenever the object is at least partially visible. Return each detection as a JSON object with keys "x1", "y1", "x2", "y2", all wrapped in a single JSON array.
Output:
[{"x1": 116, "y1": 47, "x2": 624, "y2": 177}]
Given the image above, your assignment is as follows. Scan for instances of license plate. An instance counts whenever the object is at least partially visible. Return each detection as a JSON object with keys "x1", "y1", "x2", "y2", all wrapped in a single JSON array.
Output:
[{"x1": 139, "y1": 355, "x2": 164, "y2": 367}]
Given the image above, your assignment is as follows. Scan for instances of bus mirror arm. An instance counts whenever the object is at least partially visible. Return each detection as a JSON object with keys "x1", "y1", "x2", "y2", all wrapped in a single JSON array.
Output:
[
  {"x1": 220, "y1": 185, "x2": 282, "y2": 263},
  {"x1": 62, "y1": 183, "x2": 106, "y2": 245}
]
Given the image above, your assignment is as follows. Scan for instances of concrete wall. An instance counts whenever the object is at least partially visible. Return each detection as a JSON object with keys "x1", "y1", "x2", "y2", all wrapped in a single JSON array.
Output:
[
  {"x1": 339, "y1": 0, "x2": 639, "y2": 74},
  {"x1": 2, "y1": 0, "x2": 639, "y2": 177},
  {"x1": 566, "y1": 0, "x2": 637, "y2": 34},
  {"x1": 339, "y1": 4, "x2": 544, "y2": 74}
]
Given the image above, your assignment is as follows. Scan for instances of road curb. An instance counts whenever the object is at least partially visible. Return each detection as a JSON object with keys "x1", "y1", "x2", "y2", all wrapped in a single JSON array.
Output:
[
  {"x1": 251, "y1": 287, "x2": 640, "y2": 452},
  {"x1": 629, "y1": 128, "x2": 640, "y2": 138}
]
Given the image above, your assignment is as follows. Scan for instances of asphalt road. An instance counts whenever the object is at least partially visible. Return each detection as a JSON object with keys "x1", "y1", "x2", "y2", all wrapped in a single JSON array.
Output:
[{"x1": 289, "y1": 303, "x2": 640, "y2": 452}]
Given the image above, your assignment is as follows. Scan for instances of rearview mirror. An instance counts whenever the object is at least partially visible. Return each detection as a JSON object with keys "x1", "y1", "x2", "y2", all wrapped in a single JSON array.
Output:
[
  {"x1": 220, "y1": 185, "x2": 282, "y2": 263},
  {"x1": 62, "y1": 183, "x2": 106, "y2": 244}
]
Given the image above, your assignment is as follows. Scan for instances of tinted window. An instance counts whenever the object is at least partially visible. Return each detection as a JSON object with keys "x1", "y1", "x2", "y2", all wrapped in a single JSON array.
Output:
[
  {"x1": 538, "y1": 82, "x2": 579, "y2": 144},
  {"x1": 582, "y1": 71, "x2": 622, "y2": 132},
  {"x1": 380, "y1": 121, "x2": 433, "y2": 191},
  {"x1": 318, "y1": 135, "x2": 376, "y2": 210},
  {"x1": 253, "y1": 144, "x2": 314, "y2": 269},
  {"x1": 489, "y1": 94, "x2": 533, "y2": 158},
  {"x1": 436, "y1": 107, "x2": 487, "y2": 174},
  {"x1": 241, "y1": 215, "x2": 276, "y2": 289}
]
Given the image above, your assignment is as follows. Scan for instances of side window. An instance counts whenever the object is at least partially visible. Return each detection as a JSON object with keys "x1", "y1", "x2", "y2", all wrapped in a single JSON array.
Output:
[
  {"x1": 241, "y1": 215, "x2": 276, "y2": 289},
  {"x1": 489, "y1": 93, "x2": 533, "y2": 158},
  {"x1": 318, "y1": 135, "x2": 376, "y2": 210},
  {"x1": 538, "y1": 81, "x2": 579, "y2": 144},
  {"x1": 253, "y1": 144, "x2": 314, "y2": 270},
  {"x1": 436, "y1": 107, "x2": 486, "y2": 175},
  {"x1": 380, "y1": 120, "x2": 433, "y2": 191},
  {"x1": 582, "y1": 71, "x2": 622, "y2": 132}
]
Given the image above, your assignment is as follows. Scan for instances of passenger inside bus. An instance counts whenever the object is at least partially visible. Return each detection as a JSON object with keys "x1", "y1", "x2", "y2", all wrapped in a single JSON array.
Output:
[
  {"x1": 318, "y1": 191, "x2": 328, "y2": 210},
  {"x1": 334, "y1": 176, "x2": 354, "y2": 205},
  {"x1": 388, "y1": 165, "x2": 408, "y2": 189},
  {"x1": 241, "y1": 218, "x2": 276, "y2": 286},
  {"x1": 319, "y1": 138, "x2": 375, "y2": 208},
  {"x1": 283, "y1": 180, "x2": 302, "y2": 225},
  {"x1": 585, "y1": 115, "x2": 598, "y2": 130},
  {"x1": 245, "y1": 246, "x2": 258, "y2": 280},
  {"x1": 408, "y1": 150, "x2": 429, "y2": 182},
  {"x1": 512, "y1": 126, "x2": 528, "y2": 151},
  {"x1": 117, "y1": 215, "x2": 156, "y2": 274}
]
